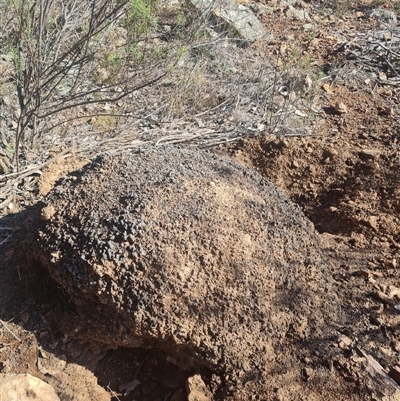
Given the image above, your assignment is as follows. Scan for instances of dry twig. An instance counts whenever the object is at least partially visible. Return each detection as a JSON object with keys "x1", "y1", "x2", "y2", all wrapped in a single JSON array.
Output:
[{"x1": 0, "y1": 320, "x2": 21, "y2": 342}]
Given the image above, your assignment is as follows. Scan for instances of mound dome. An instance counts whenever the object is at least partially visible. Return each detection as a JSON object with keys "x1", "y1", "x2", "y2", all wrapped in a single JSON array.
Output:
[{"x1": 30, "y1": 146, "x2": 331, "y2": 378}]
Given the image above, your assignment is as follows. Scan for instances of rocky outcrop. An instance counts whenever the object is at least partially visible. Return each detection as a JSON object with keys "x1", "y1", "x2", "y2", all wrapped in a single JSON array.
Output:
[{"x1": 29, "y1": 146, "x2": 334, "y2": 381}]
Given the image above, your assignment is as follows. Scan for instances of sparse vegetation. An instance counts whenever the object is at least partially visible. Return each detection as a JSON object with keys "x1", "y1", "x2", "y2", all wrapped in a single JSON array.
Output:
[{"x1": 0, "y1": 0, "x2": 197, "y2": 170}]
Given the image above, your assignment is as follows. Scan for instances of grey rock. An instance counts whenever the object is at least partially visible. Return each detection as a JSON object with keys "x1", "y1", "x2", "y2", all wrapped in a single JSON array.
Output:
[
  {"x1": 285, "y1": 4, "x2": 310, "y2": 21},
  {"x1": 251, "y1": 0, "x2": 311, "y2": 21},
  {"x1": 187, "y1": 0, "x2": 270, "y2": 43},
  {"x1": 302, "y1": 23, "x2": 314, "y2": 31},
  {"x1": 369, "y1": 8, "x2": 397, "y2": 25},
  {"x1": 248, "y1": 3, "x2": 276, "y2": 16}
]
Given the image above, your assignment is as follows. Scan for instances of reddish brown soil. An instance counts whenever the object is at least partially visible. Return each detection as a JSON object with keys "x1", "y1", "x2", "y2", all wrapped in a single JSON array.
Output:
[{"x1": 1, "y1": 1, "x2": 400, "y2": 400}]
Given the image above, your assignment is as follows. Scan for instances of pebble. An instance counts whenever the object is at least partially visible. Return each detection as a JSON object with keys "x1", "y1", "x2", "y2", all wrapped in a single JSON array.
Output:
[
  {"x1": 322, "y1": 83, "x2": 333, "y2": 95},
  {"x1": 302, "y1": 367, "x2": 314, "y2": 380},
  {"x1": 187, "y1": 375, "x2": 212, "y2": 401},
  {"x1": 338, "y1": 334, "x2": 353, "y2": 349},
  {"x1": 334, "y1": 102, "x2": 348, "y2": 115},
  {"x1": 362, "y1": 216, "x2": 379, "y2": 231}
]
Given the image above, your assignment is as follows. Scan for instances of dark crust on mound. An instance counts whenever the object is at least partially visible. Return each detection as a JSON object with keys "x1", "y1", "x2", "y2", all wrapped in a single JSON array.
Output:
[{"x1": 29, "y1": 146, "x2": 331, "y2": 378}]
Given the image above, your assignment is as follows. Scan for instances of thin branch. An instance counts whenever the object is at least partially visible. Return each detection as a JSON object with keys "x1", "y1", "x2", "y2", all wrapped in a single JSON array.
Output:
[{"x1": 0, "y1": 320, "x2": 21, "y2": 342}]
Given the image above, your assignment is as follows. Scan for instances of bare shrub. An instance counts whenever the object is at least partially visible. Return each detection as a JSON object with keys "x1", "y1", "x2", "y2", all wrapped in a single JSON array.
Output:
[{"x1": 0, "y1": 0, "x2": 197, "y2": 170}]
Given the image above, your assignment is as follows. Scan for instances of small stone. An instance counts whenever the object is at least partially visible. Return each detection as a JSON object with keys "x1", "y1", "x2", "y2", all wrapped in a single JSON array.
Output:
[
  {"x1": 0, "y1": 374, "x2": 60, "y2": 401},
  {"x1": 322, "y1": 83, "x2": 333, "y2": 95},
  {"x1": 383, "y1": 32, "x2": 392, "y2": 41},
  {"x1": 304, "y1": 75, "x2": 312, "y2": 89},
  {"x1": 281, "y1": 139, "x2": 290, "y2": 148},
  {"x1": 257, "y1": 123, "x2": 266, "y2": 131},
  {"x1": 119, "y1": 379, "x2": 141, "y2": 396},
  {"x1": 369, "y1": 8, "x2": 397, "y2": 25},
  {"x1": 285, "y1": 5, "x2": 310, "y2": 21},
  {"x1": 378, "y1": 71, "x2": 387, "y2": 81},
  {"x1": 362, "y1": 216, "x2": 379, "y2": 231},
  {"x1": 302, "y1": 367, "x2": 314, "y2": 380},
  {"x1": 187, "y1": 375, "x2": 212, "y2": 401},
  {"x1": 38, "y1": 354, "x2": 67, "y2": 376},
  {"x1": 338, "y1": 334, "x2": 353, "y2": 349},
  {"x1": 334, "y1": 102, "x2": 347, "y2": 115}
]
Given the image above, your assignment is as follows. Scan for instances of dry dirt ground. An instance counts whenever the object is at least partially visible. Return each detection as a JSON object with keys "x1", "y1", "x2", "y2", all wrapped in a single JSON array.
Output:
[{"x1": 1, "y1": 1, "x2": 400, "y2": 400}]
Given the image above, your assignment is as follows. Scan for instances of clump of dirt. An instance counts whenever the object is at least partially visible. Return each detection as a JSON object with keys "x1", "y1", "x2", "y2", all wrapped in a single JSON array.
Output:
[{"x1": 27, "y1": 145, "x2": 338, "y2": 395}]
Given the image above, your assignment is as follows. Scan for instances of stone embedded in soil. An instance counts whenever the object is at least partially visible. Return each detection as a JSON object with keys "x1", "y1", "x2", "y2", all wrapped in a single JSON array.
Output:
[
  {"x1": 334, "y1": 102, "x2": 348, "y2": 115},
  {"x1": 28, "y1": 145, "x2": 334, "y2": 379},
  {"x1": 0, "y1": 374, "x2": 60, "y2": 401},
  {"x1": 186, "y1": 375, "x2": 212, "y2": 401}
]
